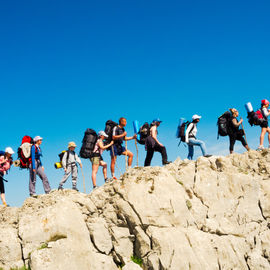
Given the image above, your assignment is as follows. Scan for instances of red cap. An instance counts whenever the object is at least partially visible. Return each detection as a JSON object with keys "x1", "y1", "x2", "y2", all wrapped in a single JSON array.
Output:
[{"x1": 261, "y1": 99, "x2": 269, "y2": 105}]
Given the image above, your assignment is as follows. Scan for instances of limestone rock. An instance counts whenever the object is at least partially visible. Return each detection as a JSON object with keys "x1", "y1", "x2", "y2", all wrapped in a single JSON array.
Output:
[{"x1": 0, "y1": 150, "x2": 270, "y2": 269}]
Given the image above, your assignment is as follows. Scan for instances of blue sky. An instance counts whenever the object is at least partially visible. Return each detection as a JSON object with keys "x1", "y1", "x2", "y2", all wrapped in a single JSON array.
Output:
[{"x1": 1, "y1": 0, "x2": 269, "y2": 206}]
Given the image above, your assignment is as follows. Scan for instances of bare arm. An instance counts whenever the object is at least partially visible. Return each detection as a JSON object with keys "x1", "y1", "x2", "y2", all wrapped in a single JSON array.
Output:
[
  {"x1": 232, "y1": 118, "x2": 242, "y2": 127},
  {"x1": 98, "y1": 140, "x2": 114, "y2": 150},
  {"x1": 151, "y1": 126, "x2": 163, "y2": 146}
]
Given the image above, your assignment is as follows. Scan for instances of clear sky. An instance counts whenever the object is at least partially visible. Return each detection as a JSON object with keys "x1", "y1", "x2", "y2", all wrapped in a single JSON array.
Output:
[{"x1": 1, "y1": 0, "x2": 269, "y2": 206}]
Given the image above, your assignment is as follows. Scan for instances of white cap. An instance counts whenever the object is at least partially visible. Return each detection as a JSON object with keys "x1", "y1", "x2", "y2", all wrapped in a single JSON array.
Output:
[
  {"x1": 5, "y1": 147, "x2": 14, "y2": 155},
  {"x1": 34, "y1": 136, "x2": 43, "y2": 142},
  {"x1": 192, "y1": 114, "x2": 202, "y2": 121},
  {"x1": 98, "y1": 131, "x2": 108, "y2": 138}
]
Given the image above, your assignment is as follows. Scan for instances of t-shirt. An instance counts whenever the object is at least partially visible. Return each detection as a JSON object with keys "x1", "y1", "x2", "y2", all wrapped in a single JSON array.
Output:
[
  {"x1": 93, "y1": 139, "x2": 104, "y2": 155},
  {"x1": 112, "y1": 126, "x2": 125, "y2": 145}
]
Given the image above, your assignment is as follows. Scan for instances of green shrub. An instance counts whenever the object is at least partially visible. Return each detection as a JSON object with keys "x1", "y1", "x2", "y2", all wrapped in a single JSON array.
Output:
[{"x1": 131, "y1": 255, "x2": 143, "y2": 267}]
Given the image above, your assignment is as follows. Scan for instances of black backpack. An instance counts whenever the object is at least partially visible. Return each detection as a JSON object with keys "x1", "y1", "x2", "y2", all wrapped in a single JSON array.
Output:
[
  {"x1": 176, "y1": 121, "x2": 193, "y2": 145},
  {"x1": 104, "y1": 120, "x2": 118, "y2": 146},
  {"x1": 79, "y1": 129, "x2": 98, "y2": 158},
  {"x1": 217, "y1": 111, "x2": 232, "y2": 138},
  {"x1": 137, "y1": 122, "x2": 150, "y2": 145},
  {"x1": 247, "y1": 110, "x2": 265, "y2": 126}
]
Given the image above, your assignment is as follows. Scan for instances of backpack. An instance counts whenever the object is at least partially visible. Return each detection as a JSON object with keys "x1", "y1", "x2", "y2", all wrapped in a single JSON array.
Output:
[
  {"x1": 137, "y1": 122, "x2": 150, "y2": 145},
  {"x1": 177, "y1": 121, "x2": 193, "y2": 144},
  {"x1": 17, "y1": 135, "x2": 34, "y2": 169},
  {"x1": 247, "y1": 109, "x2": 265, "y2": 126},
  {"x1": 217, "y1": 111, "x2": 232, "y2": 138},
  {"x1": 79, "y1": 129, "x2": 98, "y2": 159},
  {"x1": 54, "y1": 150, "x2": 70, "y2": 169},
  {"x1": 104, "y1": 120, "x2": 118, "y2": 146},
  {"x1": 0, "y1": 151, "x2": 5, "y2": 156}
]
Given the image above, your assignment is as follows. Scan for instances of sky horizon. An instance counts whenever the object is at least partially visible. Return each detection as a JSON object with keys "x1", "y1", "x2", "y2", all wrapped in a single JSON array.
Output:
[{"x1": 1, "y1": 0, "x2": 269, "y2": 206}]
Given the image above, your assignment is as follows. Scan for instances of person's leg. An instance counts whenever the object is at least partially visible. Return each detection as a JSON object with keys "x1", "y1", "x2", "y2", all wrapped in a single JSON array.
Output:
[
  {"x1": 189, "y1": 138, "x2": 207, "y2": 156},
  {"x1": 187, "y1": 143, "x2": 194, "y2": 160},
  {"x1": 266, "y1": 127, "x2": 270, "y2": 146},
  {"x1": 122, "y1": 150, "x2": 133, "y2": 167},
  {"x1": 229, "y1": 135, "x2": 236, "y2": 154},
  {"x1": 0, "y1": 176, "x2": 7, "y2": 206},
  {"x1": 71, "y1": 165, "x2": 78, "y2": 190},
  {"x1": 144, "y1": 148, "x2": 154, "y2": 166},
  {"x1": 36, "y1": 162, "x2": 51, "y2": 194},
  {"x1": 153, "y1": 144, "x2": 168, "y2": 165},
  {"x1": 259, "y1": 127, "x2": 267, "y2": 147},
  {"x1": 92, "y1": 162, "x2": 99, "y2": 188},
  {"x1": 100, "y1": 160, "x2": 108, "y2": 181},
  {"x1": 110, "y1": 156, "x2": 117, "y2": 177},
  {"x1": 29, "y1": 162, "x2": 37, "y2": 196},
  {"x1": 237, "y1": 134, "x2": 250, "y2": 151},
  {"x1": 59, "y1": 166, "x2": 71, "y2": 188}
]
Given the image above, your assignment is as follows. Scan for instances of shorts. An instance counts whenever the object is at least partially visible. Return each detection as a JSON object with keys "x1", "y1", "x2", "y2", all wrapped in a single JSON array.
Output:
[
  {"x1": 260, "y1": 120, "x2": 268, "y2": 128},
  {"x1": 90, "y1": 154, "x2": 103, "y2": 165},
  {"x1": 110, "y1": 145, "x2": 126, "y2": 157}
]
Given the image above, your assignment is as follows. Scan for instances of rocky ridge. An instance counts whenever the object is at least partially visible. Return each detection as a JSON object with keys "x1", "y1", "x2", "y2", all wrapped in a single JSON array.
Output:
[{"x1": 0, "y1": 150, "x2": 270, "y2": 270}]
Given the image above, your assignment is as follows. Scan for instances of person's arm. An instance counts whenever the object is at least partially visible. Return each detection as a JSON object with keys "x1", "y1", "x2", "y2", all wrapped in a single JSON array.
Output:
[
  {"x1": 98, "y1": 140, "x2": 114, "y2": 150},
  {"x1": 75, "y1": 154, "x2": 82, "y2": 168},
  {"x1": 150, "y1": 126, "x2": 163, "y2": 146},
  {"x1": 112, "y1": 127, "x2": 127, "y2": 140},
  {"x1": 31, "y1": 145, "x2": 36, "y2": 170},
  {"x1": 124, "y1": 134, "x2": 137, "y2": 141},
  {"x1": 185, "y1": 123, "x2": 194, "y2": 143},
  {"x1": 62, "y1": 152, "x2": 67, "y2": 169},
  {"x1": 232, "y1": 118, "x2": 242, "y2": 127},
  {"x1": 262, "y1": 107, "x2": 270, "y2": 117}
]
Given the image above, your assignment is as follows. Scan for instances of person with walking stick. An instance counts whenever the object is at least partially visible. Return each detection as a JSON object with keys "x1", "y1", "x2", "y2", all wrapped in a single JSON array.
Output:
[{"x1": 228, "y1": 108, "x2": 250, "y2": 154}]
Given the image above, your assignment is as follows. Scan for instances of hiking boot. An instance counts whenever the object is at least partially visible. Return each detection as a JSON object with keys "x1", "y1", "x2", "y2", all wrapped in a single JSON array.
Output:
[
  {"x1": 58, "y1": 186, "x2": 63, "y2": 191},
  {"x1": 105, "y1": 178, "x2": 109, "y2": 183},
  {"x1": 30, "y1": 194, "x2": 38, "y2": 198},
  {"x1": 72, "y1": 187, "x2": 79, "y2": 192},
  {"x1": 204, "y1": 155, "x2": 212, "y2": 158},
  {"x1": 257, "y1": 145, "x2": 264, "y2": 150},
  {"x1": 93, "y1": 186, "x2": 98, "y2": 190},
  {"x1": 163, "y1": 161, "x2": 172, "y2": 165}
]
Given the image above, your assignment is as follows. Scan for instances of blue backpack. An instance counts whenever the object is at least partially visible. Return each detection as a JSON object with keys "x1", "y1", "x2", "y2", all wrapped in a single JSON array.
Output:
[{"x1": 0, "y1": 151, "x2": 5, "y2": 156}]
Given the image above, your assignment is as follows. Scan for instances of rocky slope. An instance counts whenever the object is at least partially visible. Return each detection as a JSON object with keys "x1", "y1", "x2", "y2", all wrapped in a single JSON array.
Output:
[{"x1": 0, "y1": 150, "x2": 270, "y2": 270}]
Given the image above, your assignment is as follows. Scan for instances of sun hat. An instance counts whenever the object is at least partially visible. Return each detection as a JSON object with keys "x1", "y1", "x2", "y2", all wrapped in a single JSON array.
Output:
[
  {"x1": 34, "y1": 136, "x2": 43, "y2": 142},
  {"x1": 68, "y1": 142, "x2": 77, "y2": 148},
  {"x1": 5, "y1": 147, "x2": 14, "y2": 155},
  {"x1": 98, "y1": 131, "x2": 108, "y2": 138},
  {"x1": 192, "y1": 114, "x2": 202, "y2": 121}
]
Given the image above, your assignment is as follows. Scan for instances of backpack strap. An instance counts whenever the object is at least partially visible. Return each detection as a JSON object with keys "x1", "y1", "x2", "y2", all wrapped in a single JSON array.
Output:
[{"x1": 66, "y1": 150, "x2": 70, "y2": 167}]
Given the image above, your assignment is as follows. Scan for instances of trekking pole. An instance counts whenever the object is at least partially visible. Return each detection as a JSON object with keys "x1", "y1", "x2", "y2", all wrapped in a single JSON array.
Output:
[
  {"x1": 111, "y1": 145, "x2": 122, "y2": 176},
  {"x1": 125, "y1": 140, "x2": 128, "y2": 171},
  {"x1": 135, "y1": 139, "x2": 138, "y2": 167},
  {"x1": 81, "y1": 167, "x2": 86, "y2": 194}
]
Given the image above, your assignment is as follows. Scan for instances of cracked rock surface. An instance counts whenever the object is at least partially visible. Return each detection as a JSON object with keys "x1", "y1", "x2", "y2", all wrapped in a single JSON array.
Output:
[{"x1": 0, "y1": 150, "x2": 270, "y2": 269}]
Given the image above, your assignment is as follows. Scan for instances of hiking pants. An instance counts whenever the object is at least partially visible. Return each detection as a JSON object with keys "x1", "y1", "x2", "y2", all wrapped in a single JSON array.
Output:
[
  {"x1": 0, "y1": 172, "x2": 5, "y2": 194},
  {"x1": 187, "y1": 138, "x2": 207, "y2": 160},
  {"x1": 144, "y1": 144, "x2": 168, "y2": 166},
  {"x1": 59, "y1": 164, "x2": 78, "y2": 188},
  {"x1": 229, "y1": 134, "x2": 247, "y2": 152},
  {"x1": 29, "y1": 160, "x2": 51, "y2": 195}
]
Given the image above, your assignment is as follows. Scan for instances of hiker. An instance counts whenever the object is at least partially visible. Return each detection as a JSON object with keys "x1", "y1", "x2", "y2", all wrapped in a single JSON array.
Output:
[
  {"x1": 58, "y1": 142, "x2": 82, "y2": 191},
  {"x1": 185, "y1": 115, "x2": 211, "y2": 160},
  {"x1": 144, "y1": 118, "x2": 171, "y2": 166},
  {"x1": 110, "y1": 117, "x2": 136, "y2": 178},
  {"x1": 0, "y1": 147, "x2": 14, "y2": 206},
  {"x1": 258, "y1": 99, "x2": 270, "y2": 150},
  {"x1": 29, "y1": 136, "x2": 51, "y2": 197},
  {"x1": 228, "y1": 108, "x2": 250, "y2": 154},
  {"x1": 91, "y1": 131, "x2": 114, "y2": 189}
]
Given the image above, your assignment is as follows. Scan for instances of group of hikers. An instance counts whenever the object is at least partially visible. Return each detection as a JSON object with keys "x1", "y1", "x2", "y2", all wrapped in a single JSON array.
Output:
[{"x1": 1, "y1": 99, "x2": 270, "y2": 206}]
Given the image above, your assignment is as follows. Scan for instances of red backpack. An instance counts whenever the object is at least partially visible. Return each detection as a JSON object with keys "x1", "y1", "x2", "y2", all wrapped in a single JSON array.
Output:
[{"x1": 16, "y1": 136, "x2": 34, "y2": 169}]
